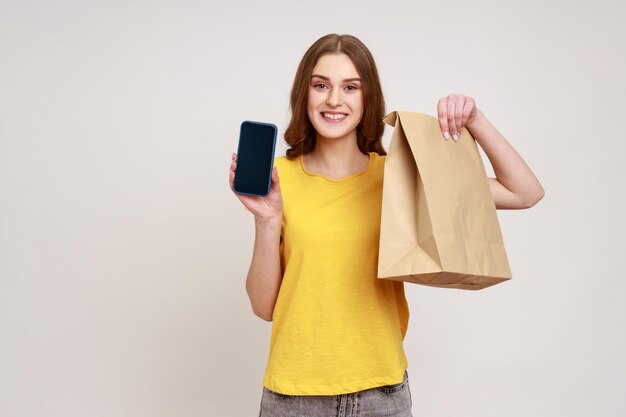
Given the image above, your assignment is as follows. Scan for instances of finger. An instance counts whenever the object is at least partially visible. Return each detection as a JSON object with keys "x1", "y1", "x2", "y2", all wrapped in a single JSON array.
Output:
[
  {"x1": 446, "y1": 97, "x2": 458, "y2": 141},
  {"x1": 454, "y1": 95, "x2": 464, "y2": 140},
  {"x1": 270, "y1": 166, "x2": 280, "y2": 192},
  {"x1": 269, "y1": 167, "x2": 276, "y2": 188},
  {"x1": 230, "y1": 162, "x2": 237, "y2": 189},
  {"x1": 461, "y1": 97, "x2": 474, "y2": 127},
  {"x1": 437, "y1": 98, "x2": 450, "y2": 140}
]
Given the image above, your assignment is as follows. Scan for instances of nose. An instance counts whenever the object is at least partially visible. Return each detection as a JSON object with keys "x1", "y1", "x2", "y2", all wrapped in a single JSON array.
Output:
[{"x1": 326, "y1": 86, "x2": 342, "y2": 107}]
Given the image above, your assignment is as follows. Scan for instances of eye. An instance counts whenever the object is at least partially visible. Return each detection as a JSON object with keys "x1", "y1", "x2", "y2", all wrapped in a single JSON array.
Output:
[
  {"x1": 345, "y1": 85, "x2": 358, "y2": 91},
  {"x1": 313, "y1": 83, "x2": 327, "y2": 90}
]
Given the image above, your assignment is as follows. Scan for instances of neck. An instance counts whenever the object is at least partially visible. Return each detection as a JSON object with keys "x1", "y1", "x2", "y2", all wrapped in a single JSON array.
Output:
[
  {"x1": 304, "y1": 132, "x2": 370, "y2": 178},
  {"x1": 310, "y1": 131, "x2": 366, "y2": 168}
]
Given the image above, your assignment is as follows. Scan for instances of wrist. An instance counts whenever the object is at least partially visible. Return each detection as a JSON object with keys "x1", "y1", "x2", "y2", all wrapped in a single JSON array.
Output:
[
  {"x1": 467, "y1": 108, "x2": 486, "y2": 131},
  {"x1": 254, "y1": 213, "x2": 282, "y2": 228}
]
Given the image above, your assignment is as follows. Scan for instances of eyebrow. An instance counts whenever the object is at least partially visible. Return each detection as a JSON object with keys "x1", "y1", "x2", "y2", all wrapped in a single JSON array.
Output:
[{"x1": 311, "y1": 74, "x2": 362, "y2": 83}]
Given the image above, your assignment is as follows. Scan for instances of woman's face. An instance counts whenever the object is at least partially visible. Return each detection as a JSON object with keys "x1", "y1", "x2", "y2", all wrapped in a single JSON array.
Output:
[{"x1": 307, "y1": 53, "x2": 364, "y2": 142}]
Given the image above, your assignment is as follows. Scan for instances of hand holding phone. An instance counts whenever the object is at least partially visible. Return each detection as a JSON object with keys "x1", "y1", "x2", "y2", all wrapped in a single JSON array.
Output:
[
  {"x1": 228, "y1": 122, "x2": 283, "y2": 219},
  {"x1": 233, "y1": 120, "x2": 277, "y2": 196},
  {"x1": 229, "y1": 152, "x2": 283, "y2": 220}
]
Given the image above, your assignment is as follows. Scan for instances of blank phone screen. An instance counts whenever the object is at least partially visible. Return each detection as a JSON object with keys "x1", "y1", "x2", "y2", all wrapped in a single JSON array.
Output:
[{"x1": 234, "y1": 121, "x2": 277, "y2": 196}]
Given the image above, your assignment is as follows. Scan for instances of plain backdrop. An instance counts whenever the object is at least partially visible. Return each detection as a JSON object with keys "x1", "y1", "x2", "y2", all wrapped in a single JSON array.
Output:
[{"x1": 1, "y1": 1, "x2": 625, "y2": 416}]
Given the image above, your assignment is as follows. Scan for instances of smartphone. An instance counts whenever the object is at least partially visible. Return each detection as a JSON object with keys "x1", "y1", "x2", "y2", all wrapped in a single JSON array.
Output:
[{"x1": 233, "y1": 120, "x2": 278, "y2": 197}]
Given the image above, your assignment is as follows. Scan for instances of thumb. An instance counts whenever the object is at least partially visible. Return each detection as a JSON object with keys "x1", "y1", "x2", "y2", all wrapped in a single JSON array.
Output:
[{"x1": 270, "y1": 166, "x2": 280, "y2": 190}]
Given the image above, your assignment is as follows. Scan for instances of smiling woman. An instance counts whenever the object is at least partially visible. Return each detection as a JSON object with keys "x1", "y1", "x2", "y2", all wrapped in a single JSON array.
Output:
[
  {"x1": 235, "y1": 33, "x2": 415, "y2": 417},
  {"x1": 227, "y1": 30, "x2": 544, "y2": 417},
  {"x1": 311, "y1": 74, "x2": 360, "y2": 125},
  {"x1": 304, "y1": 53, "x2": 366, "y2": 167},
  {"x1": 282, "y1": 34, "x2": 387, "y2": 163}
]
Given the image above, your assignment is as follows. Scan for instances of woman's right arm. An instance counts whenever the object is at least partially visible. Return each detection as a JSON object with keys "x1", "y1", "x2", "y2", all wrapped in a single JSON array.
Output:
[
  {"x1": 245, "y1": 216, "x2": 283, "y2": 321},
  {"x1": 229, "y1": 152, "x2": 284, "y2": 321}
]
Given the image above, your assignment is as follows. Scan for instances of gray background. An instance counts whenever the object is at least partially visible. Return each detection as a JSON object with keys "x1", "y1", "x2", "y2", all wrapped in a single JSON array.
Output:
[{"x1": 1, "y1": 0, "x2": 624, "y2": 416}]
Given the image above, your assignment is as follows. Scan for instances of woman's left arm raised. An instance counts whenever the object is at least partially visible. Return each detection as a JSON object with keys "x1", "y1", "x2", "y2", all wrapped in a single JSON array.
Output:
[{"x1": 437, "y1": 93, "x2": 545, "y2": 210}]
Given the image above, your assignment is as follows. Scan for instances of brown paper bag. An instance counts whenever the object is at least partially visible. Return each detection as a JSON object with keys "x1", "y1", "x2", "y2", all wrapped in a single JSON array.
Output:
[{"x1": 377, "y1": 111, "x2": 512, "y2": 290}]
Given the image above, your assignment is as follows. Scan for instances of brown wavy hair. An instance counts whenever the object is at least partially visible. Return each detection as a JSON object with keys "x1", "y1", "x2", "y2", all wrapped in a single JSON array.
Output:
[{"x1": 284, "y1": 34, "x2": 387, "y2": 159}]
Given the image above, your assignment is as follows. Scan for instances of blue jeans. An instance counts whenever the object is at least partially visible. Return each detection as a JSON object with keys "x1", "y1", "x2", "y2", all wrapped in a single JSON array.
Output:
[{"x1": 258, "y1": 369, "x2": 412, "y2": 417}]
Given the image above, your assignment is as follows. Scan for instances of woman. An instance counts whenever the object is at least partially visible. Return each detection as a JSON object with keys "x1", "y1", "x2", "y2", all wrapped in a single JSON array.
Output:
[{"x1": 229, "y1": 33, "x2": 544, "y2": 417}]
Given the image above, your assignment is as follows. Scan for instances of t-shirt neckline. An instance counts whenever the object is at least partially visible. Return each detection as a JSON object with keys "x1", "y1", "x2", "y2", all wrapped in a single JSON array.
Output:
[{"x1": 299, "y1": 152, "x2": 373, "y2": 183}]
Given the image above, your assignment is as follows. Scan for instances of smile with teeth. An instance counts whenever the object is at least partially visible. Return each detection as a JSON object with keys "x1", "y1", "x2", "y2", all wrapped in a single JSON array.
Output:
[{"x1": 322, "y1": 112, "x2": 347, "y2": 120}]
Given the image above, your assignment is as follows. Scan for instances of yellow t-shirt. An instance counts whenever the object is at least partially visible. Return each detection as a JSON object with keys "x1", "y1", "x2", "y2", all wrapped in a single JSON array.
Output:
[{"x1": 261, "y1": 151, "x2": 410, "y2": 396}]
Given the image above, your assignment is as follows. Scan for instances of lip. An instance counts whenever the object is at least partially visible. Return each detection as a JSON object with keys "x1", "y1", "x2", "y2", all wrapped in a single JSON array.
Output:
[{"x1": 320, "y1": 111, "x2": 348, "y2": 115}]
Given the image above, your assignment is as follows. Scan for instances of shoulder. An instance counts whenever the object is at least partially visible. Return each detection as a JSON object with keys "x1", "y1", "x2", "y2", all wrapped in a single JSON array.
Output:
[
  {"x1": 273, "y1": 155, "x2": 288, "y2": 164},
  {"x1": 370, "y1": 152, "x2": 387, "y2": 168},
  {"x1": 273, "y1": 154, "x2": 298, "y2": 169},
  {"x1": 272, "y1": 155, "x2": 300, "y2": 181}
]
